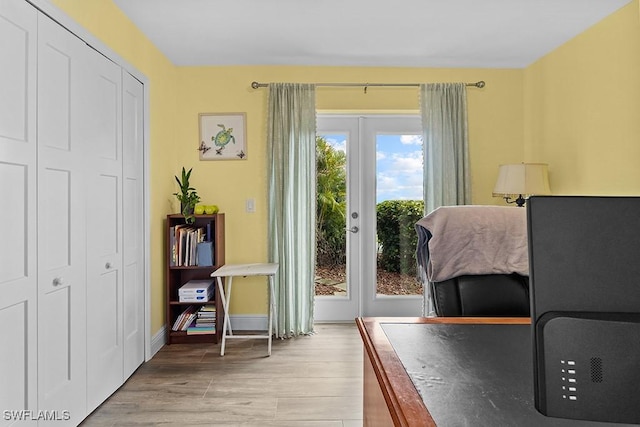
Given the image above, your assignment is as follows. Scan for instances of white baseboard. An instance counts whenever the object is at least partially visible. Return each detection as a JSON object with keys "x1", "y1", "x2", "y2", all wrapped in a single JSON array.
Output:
[
  {"x1": 228, "y1": 314, "x2": 268, "y2": 331},
  {"x1": 149, "y1": 326, "x2": 166, "y2": 359}
]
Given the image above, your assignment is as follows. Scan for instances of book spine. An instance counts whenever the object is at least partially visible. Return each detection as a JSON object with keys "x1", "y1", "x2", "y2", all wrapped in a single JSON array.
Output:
[{"x1": 169, "y1": 226, "x2": 176, "y2": 266}]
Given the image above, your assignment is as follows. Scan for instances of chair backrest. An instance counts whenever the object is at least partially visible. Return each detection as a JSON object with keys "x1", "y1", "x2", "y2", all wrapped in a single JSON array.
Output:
[{"x1": 431, "y1": 273, "x2": 530, "y2": 317}]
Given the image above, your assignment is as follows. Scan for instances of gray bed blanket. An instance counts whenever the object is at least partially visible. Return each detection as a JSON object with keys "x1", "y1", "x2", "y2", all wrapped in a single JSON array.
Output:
[{"x1": 415, "y1": 205, "x2": 529, "y2": 283}]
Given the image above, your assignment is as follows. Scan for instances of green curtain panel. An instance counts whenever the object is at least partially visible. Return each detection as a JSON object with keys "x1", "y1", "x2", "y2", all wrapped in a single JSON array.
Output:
[
  {"x1": 267, "y1": 83, "x2": 317, "y2": 338},
  {"x1": 420, "y1": 83, "x2": 471, "y2": 215}
]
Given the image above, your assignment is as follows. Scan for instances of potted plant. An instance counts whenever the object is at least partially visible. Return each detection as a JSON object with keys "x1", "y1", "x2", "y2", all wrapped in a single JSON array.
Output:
[{"x1": 173, "y1": 167, "x2": 201, "y2": 224}]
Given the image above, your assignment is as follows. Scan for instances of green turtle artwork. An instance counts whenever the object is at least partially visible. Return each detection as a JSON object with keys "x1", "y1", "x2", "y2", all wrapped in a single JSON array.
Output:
[{"x1": 212, "y1": 124, "x2": 235, "y2": 154}]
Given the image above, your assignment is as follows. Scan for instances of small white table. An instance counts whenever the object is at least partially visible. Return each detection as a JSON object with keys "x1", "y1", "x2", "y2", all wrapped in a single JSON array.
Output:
[{"x1": 211, "y1": 263, "x2": 279, "y2": 356}]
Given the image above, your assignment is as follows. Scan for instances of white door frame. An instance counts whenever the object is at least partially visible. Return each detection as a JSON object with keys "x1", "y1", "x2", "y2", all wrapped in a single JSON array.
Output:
[
  {"x1": 29, "y1": 0, "x2": 154, "y2": 359},
  {"x1": 315, "y1": 114, "x2": 423, "y2": 321}
]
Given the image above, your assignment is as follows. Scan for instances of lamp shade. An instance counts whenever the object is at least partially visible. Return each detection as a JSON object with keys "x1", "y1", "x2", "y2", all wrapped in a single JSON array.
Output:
[{"x1": 492, "y1": 163, "x2": 551, "y2": 197}]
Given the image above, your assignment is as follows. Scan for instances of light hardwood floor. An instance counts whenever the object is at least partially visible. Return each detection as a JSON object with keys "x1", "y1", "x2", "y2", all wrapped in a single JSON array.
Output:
[{"x1": 81, "y1": 323, "x2": 364, "y2": 426}]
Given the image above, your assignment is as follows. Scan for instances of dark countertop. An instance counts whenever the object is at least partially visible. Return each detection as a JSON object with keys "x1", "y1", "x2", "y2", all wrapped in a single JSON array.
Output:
[{"x1": 381, "y1": 323, "x2": 637, "y2": 427}]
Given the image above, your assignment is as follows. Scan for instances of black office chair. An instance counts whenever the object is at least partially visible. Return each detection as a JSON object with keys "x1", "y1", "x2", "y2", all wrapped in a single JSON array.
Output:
[{"x1": 430, "y1": 273, "x2": 530, "y2": 317}]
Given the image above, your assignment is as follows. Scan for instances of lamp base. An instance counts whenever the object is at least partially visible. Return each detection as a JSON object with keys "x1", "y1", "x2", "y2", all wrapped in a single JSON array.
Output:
[{"x1": 503, "y1": 194, "x2": 527, "y2": 207}]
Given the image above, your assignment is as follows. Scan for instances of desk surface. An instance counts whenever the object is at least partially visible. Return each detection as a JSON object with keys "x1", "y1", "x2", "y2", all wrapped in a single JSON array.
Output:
[
  {"x1": 357, "y1": 318, "x2": 634, "y2": 427},
  {"x1": 211, "y1": 263, "x2": 278, "y2": 277}
]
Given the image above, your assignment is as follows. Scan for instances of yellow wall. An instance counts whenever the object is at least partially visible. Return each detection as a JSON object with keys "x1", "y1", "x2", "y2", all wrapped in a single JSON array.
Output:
[
  {"x1": 51, "y1": 0, "x2": 639, "y2": 334},
  {"x1": 176, "y1": 66, "x2": 524, "y2": 313},
  {"x1": 524, "y1": 1, "x2": 640, "y2": 195}
]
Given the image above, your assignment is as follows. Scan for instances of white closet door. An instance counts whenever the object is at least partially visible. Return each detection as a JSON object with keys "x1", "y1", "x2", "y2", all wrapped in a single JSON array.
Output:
[
  {"x1": 122, "y1": 71, "x2": 145, "y2": 379},
  {"x1": 36, "y1": 13, "x2": 89, "y2": 425},
  {"x1": 0, "y1": 0, "x2": 38, "y2": 420},
  {"x1": 85, "y1": 47, "x2": 124, "y2": 413}
]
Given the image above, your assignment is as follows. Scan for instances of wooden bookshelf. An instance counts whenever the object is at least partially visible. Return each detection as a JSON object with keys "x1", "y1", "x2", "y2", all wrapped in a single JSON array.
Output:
[{"x1": 165, "y1": 214, "x2": 225, "y2": 344}]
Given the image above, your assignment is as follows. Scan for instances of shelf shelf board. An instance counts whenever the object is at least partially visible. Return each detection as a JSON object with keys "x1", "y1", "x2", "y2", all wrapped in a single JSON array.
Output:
[
  {"x1": 169, "y1": 300, "x2": 216, "y2": 305},
  {"x1": 168, "y1": 330, "x2": 217, "y2": 344},
  {"x1": 168, "y1": 265, "x2": 218, "y2": 270}
]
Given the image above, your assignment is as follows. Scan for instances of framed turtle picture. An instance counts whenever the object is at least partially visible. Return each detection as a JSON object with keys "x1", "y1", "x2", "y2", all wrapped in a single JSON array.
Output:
[{"x1": 198, "y1": 112, "x2": 247, "y2": 160}]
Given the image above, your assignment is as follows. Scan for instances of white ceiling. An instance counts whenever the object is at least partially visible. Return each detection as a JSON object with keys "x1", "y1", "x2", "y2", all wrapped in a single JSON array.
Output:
[{"x1": 112, "y1": 0, "x2": 631, "y2": 68}]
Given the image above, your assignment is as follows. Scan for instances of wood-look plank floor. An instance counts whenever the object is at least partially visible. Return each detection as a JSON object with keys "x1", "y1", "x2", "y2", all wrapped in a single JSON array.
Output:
[{"x1": 81, "y1": 323, "x2": 364, "y2": 427}]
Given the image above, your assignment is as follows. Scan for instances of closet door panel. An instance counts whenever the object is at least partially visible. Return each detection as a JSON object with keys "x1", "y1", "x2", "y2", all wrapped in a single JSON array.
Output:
[
  {"x1": 0, "y1": 163, "x2": 29, "y2": 283},
  {"x1": 36, "y1": 12, "x2": 88, "y2": 425},
  {"x1": 86, "y1": 47, "x2": 124, "y2": 413},
  {"x1": 0, "y1": 0, "x2": 37, "y2": 419},
  {"x1": 0, "y1": 0, "x2": 34, "y2": 144},
  {"x1": 38, "y1": 42, "x2": 71, "y2": 151},
  {"x1": 94, "y1": 74, "x2": 120, "y2": 161},
  {"x1": 122, "y1": 72, "x2": 144, "y2": 378},
  {"x1": 0, "y1": 301, "x2": 29, "y2": 418},
  {"x1": 41, "y1": 169, "x2": 71, "y2": 271},
  {"x1": 40, "y1": 285, "x2": 71, "y2": 389},
  {"x1": 95, "y1": 174, "x2": 119, "y2": 256}
]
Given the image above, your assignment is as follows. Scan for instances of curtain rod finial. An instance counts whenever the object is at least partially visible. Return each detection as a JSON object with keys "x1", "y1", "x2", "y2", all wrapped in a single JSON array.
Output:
[
  {"x1": 251, "y1": 81, "x2": 260, "y2": 89},
  {"x1": 476, "y1": 81, "x2": 485, "y2": 88}
]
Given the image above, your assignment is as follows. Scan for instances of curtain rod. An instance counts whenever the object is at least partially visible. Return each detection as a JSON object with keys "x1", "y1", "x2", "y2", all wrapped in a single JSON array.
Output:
[{"x1": 250, "y1": 80, "x2": 485, "y2": 89}]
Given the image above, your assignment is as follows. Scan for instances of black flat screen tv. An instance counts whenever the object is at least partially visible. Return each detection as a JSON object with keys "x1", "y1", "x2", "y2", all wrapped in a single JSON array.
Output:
[{"x1": 527, "y1": 196, "x2": 640, "y2": 425}]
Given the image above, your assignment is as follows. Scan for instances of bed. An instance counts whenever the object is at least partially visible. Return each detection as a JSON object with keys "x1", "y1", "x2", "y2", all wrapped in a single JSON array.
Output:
[{"x1": 415, "y1": 205, "x2": 530, "y2": 317}]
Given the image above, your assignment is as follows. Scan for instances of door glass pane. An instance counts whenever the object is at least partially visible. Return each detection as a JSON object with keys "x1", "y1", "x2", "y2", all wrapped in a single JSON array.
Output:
[
  {"x1": 315, "y1": 134, "x2": 347, "y2": 297},
  {"x1": 375, "y1": 134, "x2": 424, "y2": 296}
]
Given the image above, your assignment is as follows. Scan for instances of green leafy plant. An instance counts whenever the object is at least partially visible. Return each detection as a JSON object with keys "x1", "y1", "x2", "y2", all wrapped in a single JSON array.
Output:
[
  {"x1": 173, "y1": 167, "x2": 201, "y2": 224},
  {"x1": 376, "y1": 200, "x2": 424, "y2": 275},
  {"x1": 316, "y1": 136, "x2": 347, "y2": 267}
]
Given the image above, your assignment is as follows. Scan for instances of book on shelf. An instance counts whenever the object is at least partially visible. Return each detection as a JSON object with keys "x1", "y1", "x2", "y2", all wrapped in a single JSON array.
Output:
[
  {"x1": 171, "y1": 305, "x2": 197, "y2": 331},
  {"x1": 170, "y1": 224, "x2": 212, "y2": 267},
  {"x1": 196, "y1": 311, "x2": 216, "y2": 318},
  {"x1": 186, "y1": 328, "x2": 215, "y2": 335},
  {"x1": 169, "y1": 226, "x2": 176, "y2": 266},
  {"x1": 176, "y1": 226, "x2": 188, "y2": 266},
  {"x1": 186, "y1": 324, "x2": 216, "y2": 335},
  {"x1": 185, "y1": 230, "x2": 191, "y2": 266},
  {"x1": 197, "y1": 306, "x2": 216, "y2": 315},
  {"x1": 195, "y1": 306, "x2": 216, "y2": 327},
  {"x1": 196, "y1": 241, "x2": 214, "y2": 266}
]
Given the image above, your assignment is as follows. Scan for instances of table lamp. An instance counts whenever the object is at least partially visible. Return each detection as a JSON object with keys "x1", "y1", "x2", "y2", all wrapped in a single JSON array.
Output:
[{"x1": 493, "y1": 163, "x2": 551, "y2": 207}]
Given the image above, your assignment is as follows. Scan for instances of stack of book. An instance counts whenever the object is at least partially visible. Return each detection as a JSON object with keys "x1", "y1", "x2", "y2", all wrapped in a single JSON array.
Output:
[
  {"x1": 178, "y1": 279, "x2": 214, "y2": 302},
  {"x1": 171, "y1": 305, "x2": 197, "y2": 331},
  {"x1": 187, "y1": 306, "x2": 216, "y2": 335},
  {"x1": 169, "y1": 223, "x2": 215, "y2": 267}
]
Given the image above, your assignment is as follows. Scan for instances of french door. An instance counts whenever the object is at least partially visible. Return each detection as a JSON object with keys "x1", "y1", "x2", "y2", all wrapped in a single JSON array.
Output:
[{"x1": 314, "y1": 115, "x2": 424, "y2": 321}]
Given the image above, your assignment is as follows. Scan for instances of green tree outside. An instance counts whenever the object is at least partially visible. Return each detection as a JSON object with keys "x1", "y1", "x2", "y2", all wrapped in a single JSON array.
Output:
[
  {"x1": 315, "y1": 136, "x2": 423, "y2": 295},
  {"x1": 316, "y1": 136, "x2": 347, "y2": 266},
  {"x1": 376, "y1": 200, "x2": 424, "y2": 276}
]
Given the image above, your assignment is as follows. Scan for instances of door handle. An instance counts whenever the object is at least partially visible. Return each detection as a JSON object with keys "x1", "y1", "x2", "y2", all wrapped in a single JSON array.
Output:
[{"x1": 346, "y1": 226, "x2": 359, "y2": 233}]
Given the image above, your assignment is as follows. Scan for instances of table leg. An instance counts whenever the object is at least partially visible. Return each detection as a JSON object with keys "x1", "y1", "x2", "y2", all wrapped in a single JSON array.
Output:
[
  {"x1": 267, "y1": 275, "x2": 274, "y2": 356},
  {"x1": 217, "y1": 276, "x2": 233, "y2": 356},
  {"x1": 272, "y1": 278, "x2": 278, "y2": 337},
  {"x1": 225, "y1": 277, "x2": 233, "y2": 336}
]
